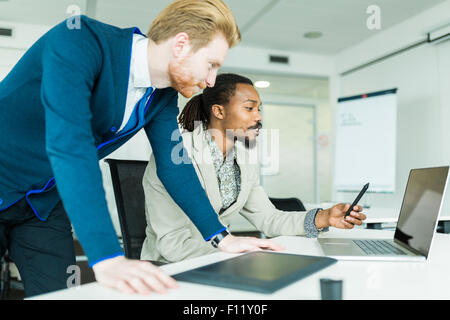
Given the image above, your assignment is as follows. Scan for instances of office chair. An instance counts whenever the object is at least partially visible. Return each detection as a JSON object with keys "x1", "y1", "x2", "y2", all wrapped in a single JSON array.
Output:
[
  {"x1": 0, "y1": 251, "x2": 24, "y2": 300},
  {"x1": 239, "y1": 197, "x2": 306, "y2": 239},
  {"x1": 269, "y1": 197, "x2": 307, "y2": 212},
  {"x1": 104, "y1": 159, "x2": 166, "y2": 266},
  {"x1": 0, "y1": 253, "x2": 10, "y2": 300}
]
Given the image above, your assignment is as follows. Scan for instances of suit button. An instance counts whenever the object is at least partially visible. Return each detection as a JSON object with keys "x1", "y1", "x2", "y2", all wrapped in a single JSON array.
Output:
[{"x1": 110, "y1": 126, "x2": 117, "y2": 133}]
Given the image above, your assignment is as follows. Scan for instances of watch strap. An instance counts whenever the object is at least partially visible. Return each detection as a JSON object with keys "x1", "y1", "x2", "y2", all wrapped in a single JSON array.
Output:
[{"x1": 211, "y1": 230, "x2": 229, "y2": 248}]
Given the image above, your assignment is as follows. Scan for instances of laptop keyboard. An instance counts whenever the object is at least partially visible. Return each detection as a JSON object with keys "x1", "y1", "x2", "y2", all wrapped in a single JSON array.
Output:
[{"x1": 354, "y1": 240, "x2": 407, "y2": 255}]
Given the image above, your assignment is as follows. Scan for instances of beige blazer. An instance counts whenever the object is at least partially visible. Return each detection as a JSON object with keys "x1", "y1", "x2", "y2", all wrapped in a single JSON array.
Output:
[{"x1": 140, "y1": 125, "x2": 310, "y2": 263}]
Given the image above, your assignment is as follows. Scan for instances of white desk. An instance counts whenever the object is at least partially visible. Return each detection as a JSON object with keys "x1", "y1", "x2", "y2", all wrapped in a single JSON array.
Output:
[
  {"x1": 31, "y1": 228, "x2": 450, "y2": 300},
  {"x1": 228, "y1": 205, "x2": 450, "y2": 233},
  {"x1": 356, "y1": 207, "x2": 450, "y2": 232}
]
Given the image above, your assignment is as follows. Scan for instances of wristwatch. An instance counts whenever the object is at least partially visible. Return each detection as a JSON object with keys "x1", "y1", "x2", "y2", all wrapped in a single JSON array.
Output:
[{"x1": 211, "y1": 230, "x2": 230, "y2": 248}]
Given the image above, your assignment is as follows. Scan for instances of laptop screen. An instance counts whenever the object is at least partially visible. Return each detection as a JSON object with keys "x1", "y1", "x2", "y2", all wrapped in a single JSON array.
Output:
[{"x1": 394, "y1": 166, "x2": 449, "y2": 257}]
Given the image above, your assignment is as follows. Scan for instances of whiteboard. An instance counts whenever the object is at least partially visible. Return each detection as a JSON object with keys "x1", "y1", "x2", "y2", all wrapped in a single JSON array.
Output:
[{"x1": 334, "y1": 89, "x2": 397, "y2": 192}]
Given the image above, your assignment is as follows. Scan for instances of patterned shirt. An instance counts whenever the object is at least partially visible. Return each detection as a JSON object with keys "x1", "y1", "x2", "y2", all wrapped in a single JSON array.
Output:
[
  {"x1": 204, "y1": 128, "x2": 325, "y2": 237},
  {"x1": 205, "y1": 129, "x2": 241, "y2": 211}
]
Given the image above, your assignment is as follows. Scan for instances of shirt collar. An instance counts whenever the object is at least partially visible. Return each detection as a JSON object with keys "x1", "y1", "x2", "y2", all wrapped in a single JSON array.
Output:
[
  {"x1": 131, "y1": 35, "x2": 152, "y2": 88},
  {"x1": 204, "y1": 125, "x2": 236, "y2": 168}
]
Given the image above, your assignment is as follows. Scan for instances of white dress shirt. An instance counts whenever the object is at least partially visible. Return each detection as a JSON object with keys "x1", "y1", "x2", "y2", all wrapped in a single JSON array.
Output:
[{"x1": 119, "y1": 34, "x2": 152, "y2": 132}]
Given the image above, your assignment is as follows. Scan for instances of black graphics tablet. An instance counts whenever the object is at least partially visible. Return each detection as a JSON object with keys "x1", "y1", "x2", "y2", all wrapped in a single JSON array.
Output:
[{"x1": 172, "y1": 251, "x2": 337, "y2": 294}]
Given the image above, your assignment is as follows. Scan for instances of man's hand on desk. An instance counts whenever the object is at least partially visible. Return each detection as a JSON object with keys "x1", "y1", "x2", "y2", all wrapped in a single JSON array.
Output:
[
  {"x1": 315, "y1": 204, "x2": 367, "y2": 229},
  {"x1": 218, "y1": 234, "x2": 285, "y2": 253},
  {"x1": 92, "y1": 256, "x2": 178, "y2": 295}
]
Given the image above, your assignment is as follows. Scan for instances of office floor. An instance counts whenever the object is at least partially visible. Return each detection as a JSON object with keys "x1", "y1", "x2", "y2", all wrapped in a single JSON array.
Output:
[{"x1": 3, "y1": 240, "x2": 96, "y2": 300}]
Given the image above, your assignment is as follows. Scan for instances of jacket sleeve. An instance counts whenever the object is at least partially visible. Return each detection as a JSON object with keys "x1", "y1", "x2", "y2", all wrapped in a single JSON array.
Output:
[
  {"x1": 41, "y1": 19, "x2": 123, "y2": 266},
  {"x1": 144, "y1": 94, "x2": 225, "y2": 240},
  {"x1": 141, "y1": 156, "x2": 218, "y2": 262},
  {"x1": 239, "y1": 170, "x2": 311, "y2": 237}
]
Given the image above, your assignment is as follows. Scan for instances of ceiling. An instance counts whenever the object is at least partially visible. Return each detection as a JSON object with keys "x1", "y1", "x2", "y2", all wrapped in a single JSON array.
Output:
[
  {"x1": 0, "y1": 0, "x2": 445, "y2": 54},
  {"x1": 0, "y1": 0, "x2": 445, "y2": 99},
  {"x1": 233, "y1": 70, "x2": 329, "y2": 100}
]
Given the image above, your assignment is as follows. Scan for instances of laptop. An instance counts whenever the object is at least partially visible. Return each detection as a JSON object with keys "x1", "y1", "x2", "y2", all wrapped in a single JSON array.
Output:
[{"x1": 318, "y1": 166, "x2": 449, "y2": 262}]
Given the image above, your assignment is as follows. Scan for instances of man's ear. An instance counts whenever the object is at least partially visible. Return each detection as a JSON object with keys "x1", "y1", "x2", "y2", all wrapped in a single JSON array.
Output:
[
  {"x1": 211, "y1": 104, "x2": 225, "y2": 120},
  {"x1": 172, "y1": 32, "x2": 191, "y2": 59}
]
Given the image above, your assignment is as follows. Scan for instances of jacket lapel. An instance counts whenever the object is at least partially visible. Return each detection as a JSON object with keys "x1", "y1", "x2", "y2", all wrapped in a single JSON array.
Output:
[
  {"x1": 218, "y1": 140, "x2": 252, "y2": 218},
  {"x1": 110, "y1": 27, "x2": 138, "y2": 131},
  {"x1": 189, "y1": 125, "x2": 223, "y2": 214}
]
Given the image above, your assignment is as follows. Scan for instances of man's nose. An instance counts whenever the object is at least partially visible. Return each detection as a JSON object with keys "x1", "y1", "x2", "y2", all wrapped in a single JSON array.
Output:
[
  {"x1": 205, "y1": 71, "x2": 217, "y2": 87},
  {"x1": 255, "y1": 110, "x2": 262, "y2": 122}
]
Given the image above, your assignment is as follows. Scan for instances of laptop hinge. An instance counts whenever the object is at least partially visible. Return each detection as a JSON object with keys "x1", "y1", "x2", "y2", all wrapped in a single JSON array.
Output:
[{"x1": 393, "y1": 238, "x2": 424, "y2": 256}]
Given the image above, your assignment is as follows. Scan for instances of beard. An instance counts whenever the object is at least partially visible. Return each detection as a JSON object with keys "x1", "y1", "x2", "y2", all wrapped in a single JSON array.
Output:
[
  {"x1": 244, "y1": 136, "x2": 258, "y2": 149},
  {"x1": 168, "y1": 58, "x2": 206, "y2": 98},
  {"x1": 230, "y1": 131, "x2": 256, "y2": 149},
  {"x1": 232, "y1": 123, "x2": 261, "y2": 150},
  {"x1": 245, "y1": 123, "x2": 262, "y2": 149}
]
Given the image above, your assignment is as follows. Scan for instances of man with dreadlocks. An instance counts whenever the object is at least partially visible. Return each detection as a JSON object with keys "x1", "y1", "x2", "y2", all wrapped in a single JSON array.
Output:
[{"x1": 140, "y1": 73, "x2": 366, "y2": 263}]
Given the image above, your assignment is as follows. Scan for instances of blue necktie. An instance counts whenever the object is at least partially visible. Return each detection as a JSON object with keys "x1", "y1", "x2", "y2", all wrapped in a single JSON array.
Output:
[
  {"x1": 97, "y1": 87, "x2": 155, "y2": 150},
  {"x1": 120, "y1": 86, "x2": 154, "y2": 134}
]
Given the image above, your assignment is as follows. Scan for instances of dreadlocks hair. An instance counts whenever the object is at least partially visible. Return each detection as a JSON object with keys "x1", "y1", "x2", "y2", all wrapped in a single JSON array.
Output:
[{"x1": 178, "y1": 73, "x2": 253, "y2": 132}]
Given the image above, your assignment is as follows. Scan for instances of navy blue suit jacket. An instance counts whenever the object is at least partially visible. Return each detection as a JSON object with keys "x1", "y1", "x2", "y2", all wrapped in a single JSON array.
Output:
[{"x1": 0, "y1": 16, "x2": 225, "y2": 265}]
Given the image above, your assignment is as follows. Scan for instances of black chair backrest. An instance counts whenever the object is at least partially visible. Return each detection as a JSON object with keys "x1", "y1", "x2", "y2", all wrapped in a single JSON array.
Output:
[
  {"x1": 269, "y1": 197, "x2": 306, "y2": 212},
  {"x1": 105, "y1": 159, "x2": 148, "y2": 260}
]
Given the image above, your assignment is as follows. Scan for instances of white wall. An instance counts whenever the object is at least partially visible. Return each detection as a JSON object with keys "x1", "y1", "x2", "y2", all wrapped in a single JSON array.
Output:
[
  {"x1": 0, "y1": 20, "x2": 50, "y2": 49},
  {"x1": 256, "y1": 93, "x2": 333, "y2": 204},
  {"x1": 0, "y1": 47, "x2": 24, "y2": 80},
  {"x1": 261, "y1": 103, "x2": 316, "y2": 202},
  {"x1": 0, "y1": 20, "x2": 51, "y2": 80},
  {"x1": 332, "y1": 2, "x2": 450, "y2": 214},
  {"x1": 335, "y1": 1, "x2": 450, "y2": 75}
]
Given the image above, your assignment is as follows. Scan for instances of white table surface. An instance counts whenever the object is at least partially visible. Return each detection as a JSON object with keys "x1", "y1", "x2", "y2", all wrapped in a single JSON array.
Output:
[
  {"x1": 308, "y1": 204, "x2": 450, "y2": 224},
  {"x1": 228, "y1": 205, "x2": 450, "y2": 232},
  {"x1": 31, "y1": 228, "x2": 450, "y2": 300}
]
